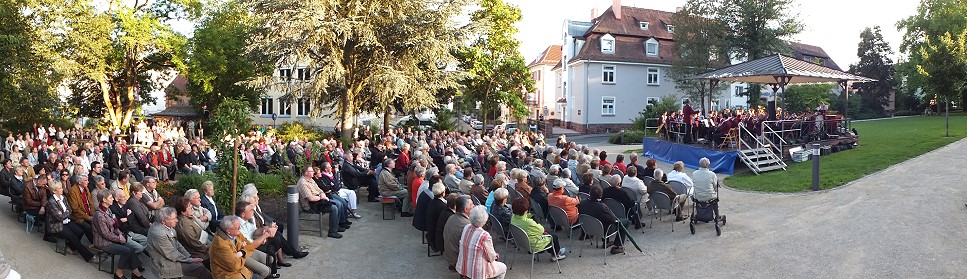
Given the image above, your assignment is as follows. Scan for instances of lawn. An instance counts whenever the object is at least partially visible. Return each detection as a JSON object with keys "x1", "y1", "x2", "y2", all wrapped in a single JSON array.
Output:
[{"x1": 724, "y1": 114, "x2": 967, "y2": 192}]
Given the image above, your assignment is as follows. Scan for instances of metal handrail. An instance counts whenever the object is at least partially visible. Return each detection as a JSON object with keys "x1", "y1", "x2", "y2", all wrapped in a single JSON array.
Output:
[{"x1": 760, "y1": 123, "x2": 786, "y2": 159}]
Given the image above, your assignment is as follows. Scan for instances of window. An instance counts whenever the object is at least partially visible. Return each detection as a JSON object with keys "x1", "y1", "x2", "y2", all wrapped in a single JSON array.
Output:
[
  {"x1": 645, "y1": 38, "x2": 659, "y2": 56},
  {"x1": 260, "y1": 98, "x2": 274, "y2": 115},
  {"x1": 279, "y1": 99, "x2": 291, "y2": 116},
  {"x1": 667, "y1": 25, "x2": 675, "y2": 33},
  {"x1": 646, "y1": 68, "x2": 660, "y2": 85},
  {"x1": 734, "y1": 85, "x2": 744, "y2": 97},
  {"x1": 646, "y1": 97, "x2": 659, "y2": 110},
  {"x1": 297, "y1": 98, "x2": 311, "y2": 116},
  {"x1": 639, "y1": 21, "x2": 649, "y2": 30},
  {"x1": 297, "y1": 68, "x2": 311, "y2": 81},
  {"x1": 279, "y1": 69, "x2": 292, "y2": 81},
  {"x1": 600, "y1": 34, "x2": 615, "y2": 54},
  {"x1": 601, "y1": 97, "x2": 616, "y2": 116},
  {"x1": 602, "y1": 65, "x2": 616, "y2": 84}
]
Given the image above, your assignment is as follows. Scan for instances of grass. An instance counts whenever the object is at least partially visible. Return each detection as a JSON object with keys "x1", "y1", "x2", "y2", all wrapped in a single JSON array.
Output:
[
  {"x1": 725, "y1": 114, "x2": 967, "y2": 192},
  {"x1": 625, "y1": 148, "x2": 644, "y2": 154}
]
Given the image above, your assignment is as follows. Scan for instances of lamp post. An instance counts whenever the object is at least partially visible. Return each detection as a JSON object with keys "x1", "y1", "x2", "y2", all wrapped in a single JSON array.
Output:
[{"x1": 811, "y1": 143, "x2": 821, "y2": 191}]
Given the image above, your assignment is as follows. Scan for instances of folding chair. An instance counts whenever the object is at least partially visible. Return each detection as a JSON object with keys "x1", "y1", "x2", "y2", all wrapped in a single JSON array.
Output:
[
  {"x1": 508, "y1": 225, "x2": 563, "y2": 278},
  {"x1": 577, "y1": 214, "x2": 623, "y2": 265},
  {"x1": 547, "y1": 206, "x2": 581, "y2": 248}
]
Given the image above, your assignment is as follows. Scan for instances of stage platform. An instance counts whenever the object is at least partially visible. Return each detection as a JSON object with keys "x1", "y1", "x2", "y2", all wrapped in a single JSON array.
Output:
[
  {"x1": 642, "y1": 134, "x2": 860, "y2": 175},
  {"x1": 642, "y1": 138, "x2": 740, "y2": 175}
]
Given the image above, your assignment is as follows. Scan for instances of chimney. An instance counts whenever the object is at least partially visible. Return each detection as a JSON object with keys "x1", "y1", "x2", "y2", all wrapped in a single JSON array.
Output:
[
  {"x1": 613, "y1": 0, "x2": 622, "y2": 19},
  {"x1": 591, "y1": 8, "x2": 598, "y2": 20}
]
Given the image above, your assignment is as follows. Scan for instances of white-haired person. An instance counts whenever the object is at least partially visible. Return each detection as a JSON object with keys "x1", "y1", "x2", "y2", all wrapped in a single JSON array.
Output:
[
  {"x1": 457, "y1": 206, "x2": 507, "y2": 279},
  {"x1": 184, "y1": 189, "x2": 213, "y2": 230},
  {"x1": 666, "y1": 161, "x2": 694, "y2": 191},
  {"x1": 691, "y1": 157, "x2": 719, "y2": 215},
  {"x1": 489, "y1": 188, "x2": 512, "y2": 234}
]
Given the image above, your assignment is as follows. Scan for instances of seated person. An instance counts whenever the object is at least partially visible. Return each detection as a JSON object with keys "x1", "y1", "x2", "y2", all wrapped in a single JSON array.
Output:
[
  {"x1": 147, "y1": 207, "x2": 212, "y2": 279},
  {"x1": 546, "y1": 179, "x2": 579, "y2": 226},
  {"x1": 210, "y1": 216, "x2": 258, "y2": 279},
  {"x1": 456, "y1": 206, "x2": 507, "y2": 279},
  {"x1": 298, "y1": 167, "x2": 349, "y2": 239},
  {"x1": 578, "y1": 185, "x2": 627, "y2": 255},
  {"x1": 175, "y1": 196, "x2": 211, "y2": 263},
  {"x1": 46, "y1": 182, "x2": 96, "y2": 263},
  {"x1": 234, "y1": 201, "x2": 279, "y2": 279},
  {"x1": 378, "y1": 159, "x2": 413, "y2": 217},
  {"x1": 435, "y1": 193, "x2": 460, "y2": 259},
  {"x1": 92, "y1": 188, "x2": 145, "y2": 279},
  {"x1": 488, "y1": 188, "x2": 512, "y2": 236},
  {"x1": 642, "y1": 158, "x2": 667, "y2": 182},
  {"x1": 601, "y1": 174, "x2": 642, "y2": 228},
  {"x1": 510, "y1": 198, "x2": 565, "y2": 261},
  {"x1": 691, "y1": 157, "x2": 720, "y2": 216},
  {"x1": 424, "y1": 183, "x2": 448, "y2": 252},
  {"x1": 648, "y1": 178, "x2": 687, "y2": 221},
  {"x1": 666, "y1": 161, "x2": 694, "y2": 190},
  {"x1": 443, "y1": 195, "x2": 474, "y2": 270}
]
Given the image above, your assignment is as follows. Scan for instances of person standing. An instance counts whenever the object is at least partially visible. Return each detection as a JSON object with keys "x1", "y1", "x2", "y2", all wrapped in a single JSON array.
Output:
[{"x1": 682, "y1": 99, "x2": 696, "y2": 144}]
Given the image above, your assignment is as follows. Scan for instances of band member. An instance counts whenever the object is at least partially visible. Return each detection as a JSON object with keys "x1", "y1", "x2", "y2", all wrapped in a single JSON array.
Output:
[{"x1": 682, "y1": 99, "x2": 696, "y2": 144}]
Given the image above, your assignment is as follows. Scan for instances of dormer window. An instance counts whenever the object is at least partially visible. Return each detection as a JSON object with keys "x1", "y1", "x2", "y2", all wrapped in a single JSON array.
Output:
[
  {"x1": 645, "y1": 38, "x2": 659, "y2": 56},
  {"x1": 667, "y1": 25, "x2": 675, "y2": 33},
  {"x1": 639, "y1": 21, "x2": 649, "y2": 30},
  {"x1": 601, "y1": 34, "x2": 615, "y2": 54}
]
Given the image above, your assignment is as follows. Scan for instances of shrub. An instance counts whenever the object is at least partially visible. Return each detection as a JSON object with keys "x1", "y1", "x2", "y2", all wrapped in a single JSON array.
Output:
[
  {"x1": 608, "y1": 130, "x2": 647, "y2": 144},
  {"x1": 434, "y1": 108, "x2": 457, "y2": 131},
  {"x1": 632, "y1": 95, "x2": 679, "y2": 131},
  {"x1": 276, "y1": 122, "x2": 324, "y2": 143},
  {"x1": 173, "y1": 173, "x2": 218, "y2": 195},
  {"x1": 251, "y1": 173, "x2": 289, "y2": 196}
]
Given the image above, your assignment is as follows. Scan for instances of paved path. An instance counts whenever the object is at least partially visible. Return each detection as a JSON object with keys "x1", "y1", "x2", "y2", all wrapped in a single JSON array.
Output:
[{"x1": 4, "y1": 137, "x2": 966, "y2": 278}]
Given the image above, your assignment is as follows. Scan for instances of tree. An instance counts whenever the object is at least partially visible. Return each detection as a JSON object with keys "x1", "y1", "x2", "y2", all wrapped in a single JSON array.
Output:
[
  {"x1": 181, "y1": 0, "x2": 270, "y2": 112},
  {"x1": 784, "y1": 84, "x2": 834, "y2": 113},
  {"x1": 0, "y1": 0, "x2": 63, "y2": 132},
  {"x1": 849, "y1": 26, "x2": 896, "y2": 116},
  {"x1": 246, "y1": 0, "x2": 467, "y2": 138},
  {"x1": 897, "y1": 0, "x2": 967, "y2": 110},
  {"x1": 454, "y1": 0, "x2": 534, "y2": 128},
  {"x1": 29, "y1": 0, "x2": 200, "y2": 130},
  {"x1": 717, "y1": 0, "x2": 803, "y2": 108},
  {"x1": 670, "y1": 0, "x2": 731, "y2": 114},
  {"x1": 916, "y1": 30, "x2": 967, "y2": 136}
]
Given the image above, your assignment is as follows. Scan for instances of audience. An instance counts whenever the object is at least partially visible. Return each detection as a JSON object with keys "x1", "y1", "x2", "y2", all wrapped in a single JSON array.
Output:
[
  {"x1": 424, "y1": 182, "x2": 448, "y2": 252},
  {"x1": 92, "y1": 188, "x2": 145, "y2": 279},
  {"x1": 45, "y1": 181, "x2": 96, "y2": 262}
]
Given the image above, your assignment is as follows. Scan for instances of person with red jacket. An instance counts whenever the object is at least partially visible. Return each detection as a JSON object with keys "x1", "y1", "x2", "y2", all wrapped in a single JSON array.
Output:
[{"x1": 682, "y1": 99, "x2": 696, "y2": 144}]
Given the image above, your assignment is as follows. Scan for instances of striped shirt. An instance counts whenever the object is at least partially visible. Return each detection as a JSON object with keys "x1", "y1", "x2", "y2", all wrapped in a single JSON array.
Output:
[{"x1": 456, "y1": 225, "x2": 499, "y2": 279}]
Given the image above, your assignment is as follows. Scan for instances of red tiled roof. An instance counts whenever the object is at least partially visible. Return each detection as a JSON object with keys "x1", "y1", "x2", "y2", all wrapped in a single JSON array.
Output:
[
  {"x1": 164, "y1": 75, "x2": 192, "y2": 108},
  {"x1": 788, "y1": 41, "x2": 841, "y2": 70},
  {"x1": 570, "y1": 33, "x2": 677, "y2": 65},
  {"x1": 529, "y1": 45, "x2": 563, "y2": 68},
  {"x1": 587, "y1": 6, "x2": 676, "y2": 40},
  {"x1": 570, "y1": 6, "x2": 677, "y2": 65}
]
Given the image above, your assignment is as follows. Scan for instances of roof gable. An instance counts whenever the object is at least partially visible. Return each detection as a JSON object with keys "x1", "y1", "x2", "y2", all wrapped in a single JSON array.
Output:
[
  {"x1": 529, "y1": 45, "x2": 563, "y2": 68},
  {"x1": 587, "y1": 6, "x2": 675, "y2": 40}
]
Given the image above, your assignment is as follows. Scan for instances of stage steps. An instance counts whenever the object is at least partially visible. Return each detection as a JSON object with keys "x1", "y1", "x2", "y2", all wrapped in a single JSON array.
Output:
[{"x1": 739, "y1": 147, "x2": 787, "y2": 175}]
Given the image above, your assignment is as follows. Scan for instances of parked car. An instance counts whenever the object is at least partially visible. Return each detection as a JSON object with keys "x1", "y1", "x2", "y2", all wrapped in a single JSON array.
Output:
[
  {"x1": 472, "y1": 120, "x2": 483, "y2": 130},
  {"x1": 505, "y1": 123, "x2": 518, "y2": 134}
]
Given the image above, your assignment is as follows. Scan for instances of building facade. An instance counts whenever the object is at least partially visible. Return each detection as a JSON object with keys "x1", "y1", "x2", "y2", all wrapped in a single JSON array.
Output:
[
  {"x1": 527, "y1": 45, "x2": 562, "y2": 122},
  {"x1": 549, "y1": 2, "x2": 843, "y2": 134}
]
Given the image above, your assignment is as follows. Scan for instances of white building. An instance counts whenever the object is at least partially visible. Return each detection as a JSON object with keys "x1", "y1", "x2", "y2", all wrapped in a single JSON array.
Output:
[
  {"x1": 527, "y1": 45, "x2": 562, "y2": 121},
  {"x1": 550, "y1": 1, "x2": 843, "y2": 134}
]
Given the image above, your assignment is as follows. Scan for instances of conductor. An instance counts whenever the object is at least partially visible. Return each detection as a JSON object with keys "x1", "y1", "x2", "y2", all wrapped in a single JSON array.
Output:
[{"x1": 682, "y1": 99, "x2": 696, "y2": 144}]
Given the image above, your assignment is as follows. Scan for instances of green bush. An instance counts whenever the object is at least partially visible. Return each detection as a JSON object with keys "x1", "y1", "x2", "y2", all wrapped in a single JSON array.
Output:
[
  {"x1": 608, "y1": 130, "x2": 647, "y2": 144},
  {"x1": 174, "y1": 173, "x2": 219, "y2": 194},
  {"x1": 434, "y1": 108, "x2": 457, "y2": 131},
  {"x1": 251, "y1": 173, "x2": 291, "y2": 196},
  {"x1": 276, "y1": 122, "x2": 324, "y2": 143},
  {"x1": 632, "y1": 95, "x2": 679, "y2": 131}
]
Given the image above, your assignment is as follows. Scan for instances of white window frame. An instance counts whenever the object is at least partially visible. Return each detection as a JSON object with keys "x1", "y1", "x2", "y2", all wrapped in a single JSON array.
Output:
[
  {"x1": 667, "y1": 25, "x2": 675, "y2": 33},
  {"x1": 297, "y1": 68, "x2": 311, "y2": 81},
  {"x1": 645, "y1": 38, "x2": 659, "y2": 56},
  {"x1": 260, "y1": 97, "x2": 274, "y2": 115},
  {"x1": 279, "y1": 68, "x2": 292, "y2": 81},
  {"x1": 646, "y1": 97, "x2": 660, "y2": 110},
  {"x1": 734, "y1": 85, "x2": 744, "y2": 97},
  {"x1": 600, "y1": 34, "x2": 615, "y2": 54},
  {"x1": 297, "y1": 98, "x2": 311, "y2": 117},
  {"x1": 646, "y1": 67, "x2": 660, "y2": 86},
  {"x1": 639, "y1": 21, "x2": 649, "y2": 30},
  {"x1": 279, "y1": 99, "x2": 292, "y2": 116},
  {"x1": 601, "y1": 96, "x2": 616, "y2": 116},
  {"x1": 602, "y1": 65, "x2": 616, "y2": 84}
]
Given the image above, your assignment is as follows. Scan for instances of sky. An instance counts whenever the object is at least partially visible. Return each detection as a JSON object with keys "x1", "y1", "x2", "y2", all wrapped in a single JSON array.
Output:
[{"x1": 511, "y1": 0, "x2": 922, "y2": 69}]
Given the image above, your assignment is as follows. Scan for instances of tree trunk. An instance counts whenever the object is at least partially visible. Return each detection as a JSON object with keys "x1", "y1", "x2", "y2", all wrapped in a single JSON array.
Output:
[
  {"x1": 945, "y1": 97, "x2": 950, "y2": 137},
  {"x1": 382, "y1": 109, "x2": 390, "y2": 133},
  {"x1": 339, "y1": 89, "x2": 354, "y2": 140}
]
